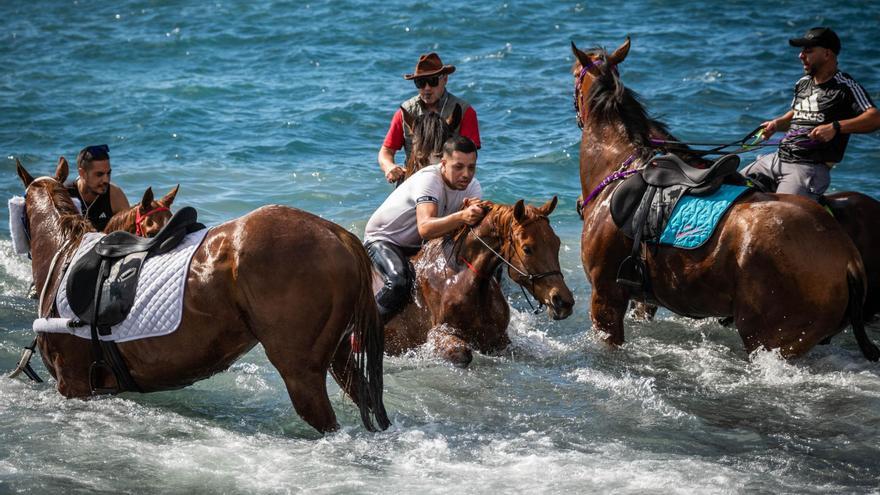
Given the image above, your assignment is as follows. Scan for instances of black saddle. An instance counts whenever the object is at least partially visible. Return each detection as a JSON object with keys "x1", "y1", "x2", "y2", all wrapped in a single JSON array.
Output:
[
  {"x1": 67, "y1": 206, "x2": 203, "y2": 332},
  {"x1": 609, "y1": 154, "x2": 741, "y2": 293}
]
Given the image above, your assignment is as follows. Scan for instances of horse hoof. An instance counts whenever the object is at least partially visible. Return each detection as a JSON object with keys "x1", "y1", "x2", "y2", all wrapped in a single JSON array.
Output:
[{"x1": 444, "y1": 348, "x2": 473, "y2": 368}]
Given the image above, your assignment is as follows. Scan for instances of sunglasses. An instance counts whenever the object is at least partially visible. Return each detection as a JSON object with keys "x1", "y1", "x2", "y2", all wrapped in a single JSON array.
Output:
[
  {"x1": 84, "y1": 144, "x2": 109, "y2": 156},
  {"x1": 414, "y1": 76, "x2": 441, "y2": 89}
]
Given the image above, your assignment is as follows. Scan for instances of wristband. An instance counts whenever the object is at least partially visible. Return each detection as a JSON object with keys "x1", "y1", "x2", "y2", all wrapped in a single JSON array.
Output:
[{"x1": 832, "y1": 120, "x2": 841, "y2": 134}]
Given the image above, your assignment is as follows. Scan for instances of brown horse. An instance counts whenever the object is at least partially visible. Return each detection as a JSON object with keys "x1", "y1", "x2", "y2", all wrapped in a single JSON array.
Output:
[
  {"x1": 382, "y1": 198, "x2": 575, "y2": 367},
  {"x1": 570, "y1": 38, "x2": 879, "y2": 360},
  {"x1": 401, "y1": 104, "x2": 462, "y2": 180},
  {"x1": 17, "y1": 159, "x2": 389, "y2": 433},
  {"x1": 823, "y1": 192, "x2": 880, "y2": 321},
  {"x1": 103, "y1": 185, "x2": 179, "y2": 236}
]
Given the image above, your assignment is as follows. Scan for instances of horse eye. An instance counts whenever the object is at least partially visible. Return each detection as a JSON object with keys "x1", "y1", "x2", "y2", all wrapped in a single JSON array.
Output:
[{"x1": 523, "y1": 246, "x2": 533, "y2": 256}]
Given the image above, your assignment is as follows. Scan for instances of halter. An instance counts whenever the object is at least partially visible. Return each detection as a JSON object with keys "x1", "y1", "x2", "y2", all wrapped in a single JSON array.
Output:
[
  {"x1": 465, "y1": 218, "x2": 564, "y2": 314},
  {"x1": 135, "y1": 206, "x2": 170, "y2": 236},
  {"x1": 573, "y1": 57, "x2": 610, "y2": 129}
]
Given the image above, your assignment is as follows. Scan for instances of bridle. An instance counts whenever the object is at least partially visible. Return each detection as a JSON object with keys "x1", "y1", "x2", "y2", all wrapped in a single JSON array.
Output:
[
  {"x1": 573, "y1": 57, "x2": 612, "y2": 129},
  {"x1": 135, "y1": 205, "x2": 170, "y2": 236},
  {"x1": 464, "y1": 217, "x2": 563, "y2": 314}
]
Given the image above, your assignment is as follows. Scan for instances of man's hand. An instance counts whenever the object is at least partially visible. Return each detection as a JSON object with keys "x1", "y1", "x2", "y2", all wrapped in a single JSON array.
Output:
[
  {"x1": 759, "y1": 119, "x2": 779, "y2": 139},
  {"x1": 809, "y1": 122, "x2": 838, "y2": 143},
  {"x1": 385, "y1": 166, "x2": 405, "y2": 183},
  {"x1": 459, "y1": 204, "x2": 487, "y2": 226}
]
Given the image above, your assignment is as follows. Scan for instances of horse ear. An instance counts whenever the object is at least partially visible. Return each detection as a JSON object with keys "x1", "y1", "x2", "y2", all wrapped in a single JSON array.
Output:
[
  {"x1": 571, "y1": 41, "x2": 592, "y2": 69},
  {"x1": 140, "y1": 187, "x2": 154, "y2": 211},
  {"x1": 160, "y1": 184, "x2": 179, "y2": 207},
  {"x1": 16, "y1": 158, "x2": 34, "y2": 188},
  {"x1": 607, "y1": 36, "x2": 631, "y2": 66},
  {"x1": 513, "y1": 199, "x2": 526, "y2": 223},
  {"x1": 539, "y1": 196, "x2": 558, "y2": 216},
  {"x1": 54, "y1": 156, "x2": 69, "y2": 184},
  {"x1": 447, "y1": 104, "x2": 462, "y2": 130},
  {"x1": 401, "y1": 106, "x2": 415, "y2": 134}
]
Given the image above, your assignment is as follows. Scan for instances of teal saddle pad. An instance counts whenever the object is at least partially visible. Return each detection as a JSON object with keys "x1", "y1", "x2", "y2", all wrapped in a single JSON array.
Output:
[{"x1": 658, "y1": 184, "x2": 750, "y2": 249}]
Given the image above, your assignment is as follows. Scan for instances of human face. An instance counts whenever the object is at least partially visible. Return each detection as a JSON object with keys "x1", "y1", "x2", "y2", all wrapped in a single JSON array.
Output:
[
  {"x1": 799, "y1": 46, "x2": 832, "y2": 76},
  {"x1": 440, "y1": 150, "x2": 477, "y2": 190},
  {"x1": 79, "y1": 159, "x2": 111, "y2": 196},
  {"x1": 417, "y1": 73, "x2": 447, "y2": 108}
]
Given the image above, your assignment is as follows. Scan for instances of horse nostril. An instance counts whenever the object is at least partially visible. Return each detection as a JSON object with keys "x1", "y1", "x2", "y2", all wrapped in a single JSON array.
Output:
[{"x1": 552, "y1": 293, "x2": 563, "y2": 308}]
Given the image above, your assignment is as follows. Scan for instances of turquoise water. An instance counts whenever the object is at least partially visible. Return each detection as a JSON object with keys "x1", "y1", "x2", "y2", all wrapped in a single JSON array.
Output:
[{"x1": 2, "y1": 1, "x2": 879, "y2": 493}]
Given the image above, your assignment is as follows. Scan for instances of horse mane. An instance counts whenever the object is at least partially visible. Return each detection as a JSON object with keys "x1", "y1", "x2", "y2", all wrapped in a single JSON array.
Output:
[
  {"x1": 406, "y1": 111, "x2": 450, "y2": 178},
  {"x1": 585, "y1": 49, "x2": 655, "y2": 150},
  {"x1": 448, "y1": 201, "x2": 544, "y2": 261},
  {"x1": 49, "y1": 181, "x2": 95, "y2": 240},
  {"x1": 584, "y1": 48, "x2": 706, "y2": 164},
  {"x1": 103, "y1": 207, "x2": 136, "y2": 233}
]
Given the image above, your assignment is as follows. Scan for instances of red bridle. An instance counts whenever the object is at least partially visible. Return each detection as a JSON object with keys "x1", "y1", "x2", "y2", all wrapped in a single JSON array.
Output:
[{"x1": 135, "y1": 206, "x2": 170, "y2": 236}]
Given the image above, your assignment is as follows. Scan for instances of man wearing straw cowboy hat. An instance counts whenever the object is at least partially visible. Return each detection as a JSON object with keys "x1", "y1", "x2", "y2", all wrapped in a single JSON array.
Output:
[{"x1": 377, "y1": 52, "x2": 481, "y2": 184}]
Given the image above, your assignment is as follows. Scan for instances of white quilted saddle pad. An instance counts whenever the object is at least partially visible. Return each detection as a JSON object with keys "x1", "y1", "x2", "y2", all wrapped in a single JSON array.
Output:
[{"x1": 46, "y1": 228, "x2": 210, "y2": 342}]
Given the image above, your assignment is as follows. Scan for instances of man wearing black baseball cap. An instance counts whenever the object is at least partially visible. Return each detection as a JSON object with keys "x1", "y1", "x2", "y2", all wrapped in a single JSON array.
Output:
[{"x1": 742, "y1": 27, "x2": 880, "y2": 198}]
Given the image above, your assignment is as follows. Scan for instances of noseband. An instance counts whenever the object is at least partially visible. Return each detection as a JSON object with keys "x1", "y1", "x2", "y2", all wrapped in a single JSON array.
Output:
[{"x1": 135, "y1": 206, "x2": 170, "y2": 236}]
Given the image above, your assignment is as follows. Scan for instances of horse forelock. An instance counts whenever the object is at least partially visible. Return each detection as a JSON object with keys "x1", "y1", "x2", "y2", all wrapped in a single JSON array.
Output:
[{"x1": 408, "y1": 112, "x2": 451, "y2": 175}]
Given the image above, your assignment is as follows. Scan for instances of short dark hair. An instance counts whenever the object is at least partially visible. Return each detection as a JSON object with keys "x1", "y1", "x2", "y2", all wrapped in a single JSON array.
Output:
[
  {"x1": 442, "y1": 135, "x2": 478, "y2": 158},
  {"x1": 76, "y1": 144, "x2": 110, "y2": 171}
]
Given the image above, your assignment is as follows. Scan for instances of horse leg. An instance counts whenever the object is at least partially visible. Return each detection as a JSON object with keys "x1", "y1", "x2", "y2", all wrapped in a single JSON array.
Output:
[
  {"x1": 258, "y1": 322, "x2": 342, "y2": 433},
  {"x1": 590, "y1": 288, "x2": 630, "y2": 346},
  {"x1": 427, "y1": 326, "x2": 473, "y2": 368},
  {"x1": 629, "y1": 301, "x2": 657, "y2": 322}
]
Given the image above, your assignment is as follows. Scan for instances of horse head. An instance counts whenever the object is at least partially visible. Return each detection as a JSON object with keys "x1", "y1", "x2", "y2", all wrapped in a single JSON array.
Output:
[
  {"x1": 16, "y1": 157, "x2": 91, "y2": 244},
  {"x1": 472, "y1": 197, "x2": 575, "y2": 320},
  {"x1": 132, "y1": 185, "x2": 178, "y2": 236},
  {"x1": 571, "y1": 37, "x2": 630, "y2": 129},
  {"x1": 402, "y1": 103, "x2": 462, "y2": 179}
]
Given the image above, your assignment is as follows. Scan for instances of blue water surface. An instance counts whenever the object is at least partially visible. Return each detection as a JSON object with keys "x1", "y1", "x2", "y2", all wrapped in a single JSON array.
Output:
[{"x1": 1, "y1": 1, "x2": 879, "y2": 493}]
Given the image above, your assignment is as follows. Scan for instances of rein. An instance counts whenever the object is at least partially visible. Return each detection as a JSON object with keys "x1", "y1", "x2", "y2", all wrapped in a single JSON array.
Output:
[
  {"x1": 135, "y1": 206, "x2": 170, "y2": 236},
  {"x1": 465, "y1": 222, "x2": 563, "y2": 314}
]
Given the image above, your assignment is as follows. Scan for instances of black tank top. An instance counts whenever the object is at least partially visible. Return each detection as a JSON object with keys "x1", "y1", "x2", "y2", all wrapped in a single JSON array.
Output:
[{"x1": 65, "y1": 180, "x2": 115, "y2": 232}]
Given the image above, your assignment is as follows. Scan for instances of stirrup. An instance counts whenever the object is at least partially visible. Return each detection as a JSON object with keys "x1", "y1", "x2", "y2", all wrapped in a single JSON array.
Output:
[
  {"x1": 616, "y1": 255, "x2": 646, "y2": 290},
  {"x1": 8, "y1": 346, "x2": 43, "y2": 382},
  {"x1": 89, "y1": 360, "x2": 118, "y2": 395}
]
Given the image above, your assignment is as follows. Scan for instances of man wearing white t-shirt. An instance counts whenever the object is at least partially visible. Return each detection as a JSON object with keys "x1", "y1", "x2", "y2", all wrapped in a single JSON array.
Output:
[{"x1": 365, "y1": 136, "x2": 485, "y2": 322}]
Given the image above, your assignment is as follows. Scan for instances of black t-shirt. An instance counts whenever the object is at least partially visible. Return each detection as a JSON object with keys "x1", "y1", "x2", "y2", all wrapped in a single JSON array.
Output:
[
  {"x1": 779, "y1": 71, "x2": 874, "y2": 164},
  {"x1": 65, "y1": 180, "x2": 114, "y2": 232}
]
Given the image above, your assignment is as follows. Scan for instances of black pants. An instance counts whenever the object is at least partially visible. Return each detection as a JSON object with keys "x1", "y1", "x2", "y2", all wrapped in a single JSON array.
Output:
[{"x1": 365, "y1": 240, "x2": 418, "y2": 321}]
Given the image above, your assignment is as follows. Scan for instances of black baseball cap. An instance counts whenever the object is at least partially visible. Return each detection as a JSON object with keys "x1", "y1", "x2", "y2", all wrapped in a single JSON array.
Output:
[{"x1": 789, "y1": 27, "x2": 841, "y2": 55}]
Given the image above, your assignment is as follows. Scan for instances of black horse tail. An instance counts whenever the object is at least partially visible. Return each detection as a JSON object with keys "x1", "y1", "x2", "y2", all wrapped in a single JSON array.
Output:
[
  {"x1": 334, "y1": 227, "x2": 391, "y2": 431},
  {"x1": 847, "y1": 261, "x2": 879, "y2": 361}
]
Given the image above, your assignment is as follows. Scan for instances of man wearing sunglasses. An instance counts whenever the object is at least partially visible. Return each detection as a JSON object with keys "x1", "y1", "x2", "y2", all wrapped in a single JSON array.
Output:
[
  {"x1": 378, "y1": 52, "x2": 481, "y2": 184},
  {"x1": 63, "y1": 144, "x2": 130, "y2": 231}
]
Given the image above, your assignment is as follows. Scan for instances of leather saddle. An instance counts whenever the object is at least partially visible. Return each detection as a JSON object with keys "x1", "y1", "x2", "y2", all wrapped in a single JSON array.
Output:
[
  {"x1": 67, "y1": 206, "x2": 204, "y2": 333},
  {"x1": 608, "y1": 154, "x2": 742, "y2": 293}
]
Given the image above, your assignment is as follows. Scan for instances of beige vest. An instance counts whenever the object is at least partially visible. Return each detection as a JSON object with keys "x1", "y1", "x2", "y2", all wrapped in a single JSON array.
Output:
[{"x1": 400, "y1": 91, "x2": 471, "y2": 161}]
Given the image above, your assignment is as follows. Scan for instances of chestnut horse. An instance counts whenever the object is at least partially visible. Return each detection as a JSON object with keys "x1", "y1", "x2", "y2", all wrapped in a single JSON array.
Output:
[
  {"x1": 382, "y1": 198, "x2": 575, "y2": 367},
  {"x1": 17, "y1": 159, "x2": 389, "y2": 433},
  {"x1": 401, "y1": 104, "x2": 462, "y2": 180},
  {"x1": 103, "y1": 185, "x2": 179, "y2": 237},
  {"x1": 570, "y1": 38, "x2": 879, "y2": 360}
]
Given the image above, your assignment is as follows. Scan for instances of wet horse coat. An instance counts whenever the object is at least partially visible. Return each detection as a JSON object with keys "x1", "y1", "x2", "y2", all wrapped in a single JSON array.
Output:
[
  {"x1": 17, "y1": 159, "x2": 389, "y2": 433},
  {"x1": 381, "y1": 199, "x2": 574, "y2": 367},
  {"x1": 570, "y1": 38, "x2": 878, "y2": 360}
]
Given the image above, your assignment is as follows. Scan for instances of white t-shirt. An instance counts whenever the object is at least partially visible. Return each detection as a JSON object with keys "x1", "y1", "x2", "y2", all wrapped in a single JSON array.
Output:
[{"x1": 364, "y1": 164, "x2": 482, "y2": 248}]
